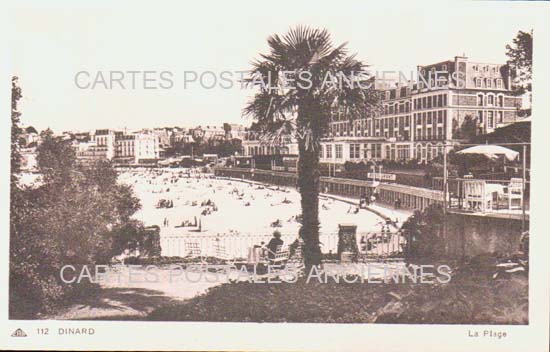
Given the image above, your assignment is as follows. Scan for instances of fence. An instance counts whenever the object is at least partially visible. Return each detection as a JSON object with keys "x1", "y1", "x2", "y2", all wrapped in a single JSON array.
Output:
[{"x1": 159, "y1": 231, "x2": 406, "y2": 260}]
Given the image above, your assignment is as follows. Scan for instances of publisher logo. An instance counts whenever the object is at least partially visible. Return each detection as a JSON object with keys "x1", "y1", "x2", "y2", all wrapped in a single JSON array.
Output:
[{"x1": 11, "y1": 328, "x2": 27, "y2": 337}]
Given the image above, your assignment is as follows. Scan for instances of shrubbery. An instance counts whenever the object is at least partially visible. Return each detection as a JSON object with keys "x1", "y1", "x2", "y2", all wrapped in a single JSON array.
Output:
[
  {"x1": 400, "y1": 204, "x2": 445, "y2": 259},
  {"x1": 9, "y1": 78, "x2": 151, "y2": 318},
  {"x1": 148, "y1": 263, "x2": 528, "y2": 324}
]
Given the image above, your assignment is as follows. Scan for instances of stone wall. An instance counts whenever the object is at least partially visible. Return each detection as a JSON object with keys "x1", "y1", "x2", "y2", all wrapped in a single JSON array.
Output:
[{"x1": 432, "y1": 212, "x2": 527, "y2": 259}]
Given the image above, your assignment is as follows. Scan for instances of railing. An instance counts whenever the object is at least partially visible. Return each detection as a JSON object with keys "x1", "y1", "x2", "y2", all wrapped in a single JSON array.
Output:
[
  {"x1": 159, "y1": 231, "x2": 406, "y2": 259},
  {"x1": 432, "y1": 176, "x2": 530, "y2": 212}
]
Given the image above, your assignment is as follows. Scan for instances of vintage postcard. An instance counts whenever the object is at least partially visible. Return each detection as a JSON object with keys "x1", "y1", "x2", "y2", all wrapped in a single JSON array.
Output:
[{"x1": 1, "y1": 0, "x2": 549, "y2": 351}]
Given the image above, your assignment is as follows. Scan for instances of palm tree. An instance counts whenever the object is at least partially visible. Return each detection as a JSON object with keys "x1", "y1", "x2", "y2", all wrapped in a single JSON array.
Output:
[{"x1": 244, "y1": 26, "x2": 379, "y2": 269}]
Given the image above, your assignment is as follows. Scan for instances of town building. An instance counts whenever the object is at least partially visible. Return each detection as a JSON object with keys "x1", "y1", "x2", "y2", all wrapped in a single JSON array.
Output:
[
  {"x1": 114, "y1": 131, "x2": 160, "y2": 164},
  {"x1": 226, "y1": 124, "x2": 247, "y2": 140},
  {"x1": 319, "y1": 56, "x2": 524, "y2": 165},
  {"x1": 91, "y1": 129, "x2": 116, "y2": 159},
  {"x1": 241, "y1": 130, "x2": 298, "y2": 156},
  {"x1": 74, "y1": 141, "x2": 110, "y2": 165}
]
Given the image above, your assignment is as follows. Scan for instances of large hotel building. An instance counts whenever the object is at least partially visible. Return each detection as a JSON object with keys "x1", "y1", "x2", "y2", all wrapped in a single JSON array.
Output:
[
  {"x1": 319, "y1": 56, "x2": 523, "y2": 165},
  {"x1": 242, "y1": 56, "x2": 525, "y2": 165}
]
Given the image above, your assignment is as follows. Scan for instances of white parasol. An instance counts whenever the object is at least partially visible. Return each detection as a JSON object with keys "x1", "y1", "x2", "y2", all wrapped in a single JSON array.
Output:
[{"x1": 457, "y1": 145, "x2": 519, "y2": 161}]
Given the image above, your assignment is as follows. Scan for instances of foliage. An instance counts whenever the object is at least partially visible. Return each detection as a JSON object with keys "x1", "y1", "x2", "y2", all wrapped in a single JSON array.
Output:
[
  {"x1": 243, "y1": 26, "x2": 379, "y2": 268},
  {"x1": 36, "y1": 129, "x2": 76, "y2": 185},
  {"x1": 460, "y1": 115, "x2": 478, "y2": 141},
  {"x1": 505, "y1": 30, "x2": 533, "y2": 95},
  {"x1": 109, "y1": 222, "x2": 161, "y2": 258},
  {"x1": 11, "y1": 77, "x2": 23, "y2": 184},
  {"x1": 400, "y1": 204, "x2": 445, "y2": 258},
  {"x1": 148, "y1": 264, "x2": 527, "y2": 324},
  {"x1": 10, "y1": 92, "x2": 143, "y2": 317}
]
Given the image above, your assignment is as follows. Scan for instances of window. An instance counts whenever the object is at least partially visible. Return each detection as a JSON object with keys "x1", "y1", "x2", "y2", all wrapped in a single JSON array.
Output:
[
  {"x1": 496, "y1": 79, "x2": 503, "y2": 89},
  {"x1": 497, "y1": 111, "x2": 503, "y2": 124},
  {"x1": 350, "y1": 144, "x2": 360, "y2": 159},
  {"x1": 487, "y1": 111, "x2": 494, "y2": 129},
  {"x1": 488, "y1": 95, "x2": 494, "y2": 106},
  {"x1": 438, "y1": 110, "x2": 443, "y2": 124},
  {"x1": 486, "y1": 79, "x2": 492, "y2": 88},
  {"x1": 319, "y1": 145, "x2": 324, "y2": 159},
  {"x1": 477, "y1": 94, "x2": 484, "y2": 106},
  {"x1": 397, "y1": 145, "x2": 410, "y2": 160},
  {"x1": 372, "y1": 144, "x2": 382, "y2": 159},
  {"x1": 442, "y1": 64, "x2": 447, "y2": 71},
  {"x1": 326, "y1": 144, "x2": 333, "y2": 158},
  {"x1": 363, "y1": 144, "x2": 369, "y2": 158},
  {"x1": 498, "y1": 95, "x2": 504, "y2": 107},
  {"x1": 478, "y1": 110, "x2": 484, "y2": 123},
  {"x1": 476, "y1": 78, "x2": 482, "y2": 88},
  {"x1": 335, "y1": 144, "x2": 343, "y2": 159}
]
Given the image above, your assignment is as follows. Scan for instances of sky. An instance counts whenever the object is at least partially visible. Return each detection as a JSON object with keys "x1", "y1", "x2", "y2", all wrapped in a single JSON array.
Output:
[{"x1": 8, "y1": 0, "x2": 541, "y2": 133}]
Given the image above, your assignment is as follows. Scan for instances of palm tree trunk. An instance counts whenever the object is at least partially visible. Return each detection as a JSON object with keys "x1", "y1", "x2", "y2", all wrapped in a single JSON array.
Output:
[{"x1": 297, "y1": 139, "x2": 322, "y2": 270}]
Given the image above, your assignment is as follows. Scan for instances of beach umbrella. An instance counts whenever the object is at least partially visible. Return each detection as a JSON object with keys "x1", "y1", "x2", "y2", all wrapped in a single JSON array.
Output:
[{"x1": 457, "y1": 145, "x2": 519, "y2": 161}]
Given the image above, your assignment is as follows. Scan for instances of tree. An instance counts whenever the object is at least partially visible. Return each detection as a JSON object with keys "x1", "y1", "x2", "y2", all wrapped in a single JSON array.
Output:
[
  {"x1": 244, "y1": 26, "x2": 379, "y2": 268},
  {"x1": 506, "y1": 30, "x2": 532, "y2": 96},
  {"x1": 10, "y1": 131, "x2": 144, "y2": 317},
  {"x1": 36, "y1": 129, "x2": 76, "y2": 185},
  {"x1": 460, "y1": 115, "x2": 478, "y2": 141},
  {"x1": 11, "y1": 77, "x2": 23, "y2": 185}
]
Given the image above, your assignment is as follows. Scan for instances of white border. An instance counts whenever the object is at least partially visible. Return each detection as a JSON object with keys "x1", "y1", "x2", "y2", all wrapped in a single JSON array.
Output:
[{"x1": 1, "y1": 1, "x2": 549, "y2": 351}]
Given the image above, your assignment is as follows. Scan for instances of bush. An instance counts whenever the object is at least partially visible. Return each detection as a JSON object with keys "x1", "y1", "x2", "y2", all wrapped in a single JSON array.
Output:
[
  {"x1": 400, "y1": 204, "x2": 445, "y2": 258},
  {"x1": 10, "y1": 134, "x2": 143, "y2": 318},
  {"x1": 147, "y1": 262, "x2": 528, "y2": 324}
]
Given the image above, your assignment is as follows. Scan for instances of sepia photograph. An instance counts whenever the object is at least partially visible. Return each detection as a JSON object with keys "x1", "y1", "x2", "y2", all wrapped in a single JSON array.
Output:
[{"x1": 2, "y1": 1, "x2": 549, "y2": 351}]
